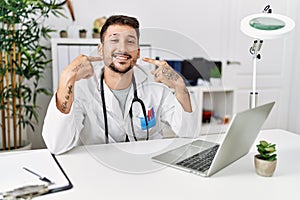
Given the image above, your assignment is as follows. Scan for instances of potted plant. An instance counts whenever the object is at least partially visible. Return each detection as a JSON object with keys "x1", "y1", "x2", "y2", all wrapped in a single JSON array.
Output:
[
  {"x1": 92, "y1": 27, "x2": 100, "y2": 38},
  {"x1": 92, "y1": 16, "x2": 106, "y2": 38},
  {"x1": 79, "y1": 29, "x2": 87, "y2": 38},
  {"x1": 60, "y1": 30, "x2": 68, "y2": 38},
  {"x1": 254, "y1": 140, "x2": 277, "y2": 177},
  {"x1": 0, "y1": 0, "x2": 63, "y2": 151}
]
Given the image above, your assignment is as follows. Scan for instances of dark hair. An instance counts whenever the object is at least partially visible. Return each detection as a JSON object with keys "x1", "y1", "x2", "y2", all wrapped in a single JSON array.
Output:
[{"x1": 100, "y1": 15, "x2": 140, "y2": 43}]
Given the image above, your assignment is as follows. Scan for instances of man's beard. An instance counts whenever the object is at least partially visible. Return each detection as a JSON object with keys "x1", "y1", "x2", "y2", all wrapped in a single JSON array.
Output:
[
  {"x1": 108, "y1": 62, "x2": 134, "y2": 74},
  {"x1": 108, "y1": 52, "x2": 135, "y2": 74}
]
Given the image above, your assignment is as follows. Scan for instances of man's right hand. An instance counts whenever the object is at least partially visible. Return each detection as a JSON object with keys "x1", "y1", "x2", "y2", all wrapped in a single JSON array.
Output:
[
  {"x1": 56, "y1": 54, "x2": 102, "y2": 114},
  {"x1": 70, "y1": 54, "x2": 102, "y2": 81}
]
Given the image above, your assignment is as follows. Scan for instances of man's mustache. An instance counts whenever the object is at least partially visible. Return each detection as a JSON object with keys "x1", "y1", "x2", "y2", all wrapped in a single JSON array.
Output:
[{"x1": 112, "y1": 52, "x2": 132, "y2": 60}]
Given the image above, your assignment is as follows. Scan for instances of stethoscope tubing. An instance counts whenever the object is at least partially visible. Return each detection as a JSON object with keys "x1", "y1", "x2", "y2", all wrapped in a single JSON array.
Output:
[{"x1": 100, "y1": 70, "x2": 149, "y2": 143}]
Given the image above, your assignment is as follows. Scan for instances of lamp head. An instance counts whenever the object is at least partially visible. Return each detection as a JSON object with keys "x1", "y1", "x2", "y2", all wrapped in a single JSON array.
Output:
[{"x1": 241, "y1": 13, "x2": 295, "y2": 40}]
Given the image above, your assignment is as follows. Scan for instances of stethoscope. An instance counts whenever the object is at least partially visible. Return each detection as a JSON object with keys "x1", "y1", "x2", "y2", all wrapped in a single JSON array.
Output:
[{"x1": 100, "y1": 70, "x2": 149, "y2": 144}]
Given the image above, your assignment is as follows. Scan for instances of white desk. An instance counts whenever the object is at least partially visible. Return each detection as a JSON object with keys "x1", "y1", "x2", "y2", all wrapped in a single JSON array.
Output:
[{"x1": 36, "y1": 129, "x2": 299, "y2": 200}]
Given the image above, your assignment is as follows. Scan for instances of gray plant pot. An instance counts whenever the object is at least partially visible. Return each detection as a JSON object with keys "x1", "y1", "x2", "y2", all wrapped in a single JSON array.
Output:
[{"x1": 254, "y1": 154, "x2": 277, "y2": 177}]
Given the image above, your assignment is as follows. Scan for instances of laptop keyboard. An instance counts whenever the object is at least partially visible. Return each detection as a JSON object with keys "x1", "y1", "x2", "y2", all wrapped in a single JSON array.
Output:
[{"x1": 176, "y1": 144, "x2": 220, "y2": 172}]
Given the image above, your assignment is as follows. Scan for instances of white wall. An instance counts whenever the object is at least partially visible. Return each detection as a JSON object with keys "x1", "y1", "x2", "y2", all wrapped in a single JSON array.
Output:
[
  {"x1": 287, "y1": 0, "x2": 300, "y2": 134},
  {"x1": 46, "y1": 0, "x2": 231, "y2": 59},
  {"x1": 31, "y1": 0, "x2": 299, "y2": 149}
]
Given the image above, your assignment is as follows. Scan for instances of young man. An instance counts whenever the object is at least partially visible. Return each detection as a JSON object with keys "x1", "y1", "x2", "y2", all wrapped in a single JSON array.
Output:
[{"x1": 42, "y1": 15, "x2": 200, "y2": 154}]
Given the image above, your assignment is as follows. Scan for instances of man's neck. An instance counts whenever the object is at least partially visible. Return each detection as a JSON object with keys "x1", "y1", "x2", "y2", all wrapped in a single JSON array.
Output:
[{"x1": 104, "y1": 67, "x2": 133, "y2": 90}]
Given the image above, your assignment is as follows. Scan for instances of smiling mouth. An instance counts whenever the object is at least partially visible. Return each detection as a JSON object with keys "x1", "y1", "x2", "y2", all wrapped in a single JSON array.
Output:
[{"x1": 112, "y1": 53, "x2": 132, "y2": 61}]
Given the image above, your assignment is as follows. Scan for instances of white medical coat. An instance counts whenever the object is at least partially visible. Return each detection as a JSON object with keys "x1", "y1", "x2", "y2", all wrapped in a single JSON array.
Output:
[{"x1": 42, "y1": 65, "x2": 200, "y2": 154}]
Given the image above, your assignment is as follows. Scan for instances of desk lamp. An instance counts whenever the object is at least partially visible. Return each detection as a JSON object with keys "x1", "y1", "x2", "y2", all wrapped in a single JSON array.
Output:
[{"x1": 240, "y1": 5, "x2": 295, "y2": 108}]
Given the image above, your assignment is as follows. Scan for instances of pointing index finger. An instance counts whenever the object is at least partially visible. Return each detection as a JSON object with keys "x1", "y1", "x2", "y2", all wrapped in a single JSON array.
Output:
[
  {"x1": 142, "y1": 57, "x2": 161, "y2": 66},
  {"x1": 87, "y1": 56, "x2": 102, "y2": 62}
]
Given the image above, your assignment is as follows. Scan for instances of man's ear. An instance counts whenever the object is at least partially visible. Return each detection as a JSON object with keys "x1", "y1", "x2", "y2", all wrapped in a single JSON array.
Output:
[
  {"x1": 137, "y1": 47, "x2": 140, "y2": 59},
  {"x1": 98, "y1": 44, "x2": 103, "y2": 55}
]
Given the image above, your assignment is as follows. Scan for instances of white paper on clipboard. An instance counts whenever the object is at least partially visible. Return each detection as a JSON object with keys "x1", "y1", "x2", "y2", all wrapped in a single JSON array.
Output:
[{"x1": 0, "y1": 149, "x2": 72, "y2": 195}]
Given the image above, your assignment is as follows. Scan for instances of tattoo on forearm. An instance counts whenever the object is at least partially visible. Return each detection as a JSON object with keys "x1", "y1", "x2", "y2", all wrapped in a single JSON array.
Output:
[
  {"x1": 175, "y1": 87, "x2": 189, "y2": 96},
  {"x1": 61, "y1": 101, "x2": 67, "y2": 112},
  {"x1": 162, "y1": 67, "x2": 180, "y2": 81},
  {"x1": 62, "y1": 85, "x2": 73, "y2": 112},
  {"x1": 68, "y1": 85, "x2": 73, "y2": 95}
]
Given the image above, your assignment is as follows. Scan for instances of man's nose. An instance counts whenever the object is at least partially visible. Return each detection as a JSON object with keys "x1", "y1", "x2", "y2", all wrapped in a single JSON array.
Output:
[{"x1": 117, "y1": 41, "x2": 127, "y2": 52}]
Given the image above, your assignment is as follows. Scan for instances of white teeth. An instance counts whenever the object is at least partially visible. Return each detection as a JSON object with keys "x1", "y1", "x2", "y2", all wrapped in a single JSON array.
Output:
[
  {"x1": 117, "y1": 56, "x2": 127, "y2": 60},
  {"x1": 114, "y1": 55, "x2": 129, "y2": 60}
]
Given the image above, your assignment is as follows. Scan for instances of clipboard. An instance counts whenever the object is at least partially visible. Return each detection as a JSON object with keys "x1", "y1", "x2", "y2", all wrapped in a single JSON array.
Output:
[{"x1": 0, "y1": 149, "x2": 73, "y2": 198}]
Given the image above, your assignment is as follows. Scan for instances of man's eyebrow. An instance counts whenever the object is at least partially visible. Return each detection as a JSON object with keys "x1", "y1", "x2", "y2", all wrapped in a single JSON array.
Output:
[
  {"x1": 127, "y1": 34, "x2": 137, "y2": 39},
  {"x1": 108, "y1": 33, "x2": 137, "y2": 39},
  {"x1": 109, "y1": 33, "x2": 120, "y2": 37}
]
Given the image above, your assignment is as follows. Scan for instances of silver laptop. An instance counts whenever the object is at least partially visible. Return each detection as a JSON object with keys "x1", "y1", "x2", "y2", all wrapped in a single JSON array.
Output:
[{"x1": 152, "y1": 102, "x2": 275, "y2": 177}]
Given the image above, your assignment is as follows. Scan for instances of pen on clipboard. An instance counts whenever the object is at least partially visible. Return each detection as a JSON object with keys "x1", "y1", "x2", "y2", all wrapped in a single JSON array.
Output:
[{"x1": 23, "y1": 167, "x2": 54, "y2": 184}]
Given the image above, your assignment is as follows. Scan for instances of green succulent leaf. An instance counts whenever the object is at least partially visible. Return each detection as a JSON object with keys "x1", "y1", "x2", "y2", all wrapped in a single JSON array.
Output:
[
  {"x1": 259, "y1": 140, "x2": 269, "y2": 147},
  {"x1": 256, "y1": 140, "x2": 277, "y2": 161}
]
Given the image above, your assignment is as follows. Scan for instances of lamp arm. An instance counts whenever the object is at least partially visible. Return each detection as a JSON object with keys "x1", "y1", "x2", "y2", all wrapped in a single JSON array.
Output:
[{"x1": 249, "y1": 40, "x2": 263, "y2": 108}]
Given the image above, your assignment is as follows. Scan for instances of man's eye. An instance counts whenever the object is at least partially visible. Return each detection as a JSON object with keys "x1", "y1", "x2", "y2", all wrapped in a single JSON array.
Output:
[
  {"x1": 110, "y1": 39, "x2": 119, "y2": 43},
  {"x1": 128, "y1": 40, "x2": 135, "y2": 44}
]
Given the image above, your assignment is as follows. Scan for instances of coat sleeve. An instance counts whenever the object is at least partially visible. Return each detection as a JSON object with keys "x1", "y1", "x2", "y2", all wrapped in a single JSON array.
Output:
[
  {"x1": 42, "y1": 95, "x2": 85, "y2": 155},
  {"x1": 160, "y1": 91, "x2": 201, "y2": 138}
]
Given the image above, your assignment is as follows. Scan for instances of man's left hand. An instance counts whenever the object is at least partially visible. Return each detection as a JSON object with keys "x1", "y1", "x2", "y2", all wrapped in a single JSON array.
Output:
[
  {"x1": 142, "y1": 57, "x2": 186, "y2": 91},
  {"x1": 142, "y1": 57, "x2": 192, "y2": 112}
]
